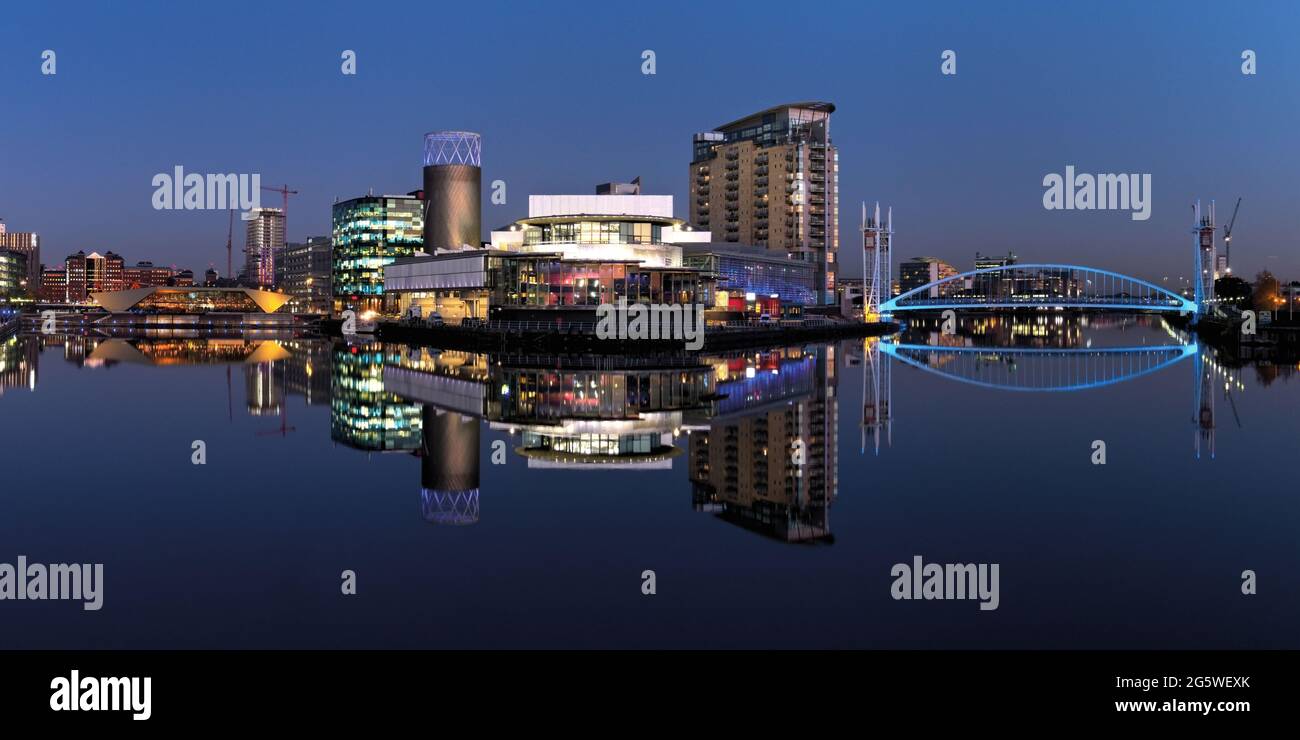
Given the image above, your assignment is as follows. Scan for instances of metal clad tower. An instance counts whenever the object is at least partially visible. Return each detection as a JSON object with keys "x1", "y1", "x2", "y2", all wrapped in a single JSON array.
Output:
[{"x1": 422, "y1": 131, "x2": 482, "y2": 252}]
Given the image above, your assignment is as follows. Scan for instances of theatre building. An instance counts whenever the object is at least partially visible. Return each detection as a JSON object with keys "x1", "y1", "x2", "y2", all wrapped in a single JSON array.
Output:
[{"x1": 384, "y1": 187, "x2": 714, "y2": 325}]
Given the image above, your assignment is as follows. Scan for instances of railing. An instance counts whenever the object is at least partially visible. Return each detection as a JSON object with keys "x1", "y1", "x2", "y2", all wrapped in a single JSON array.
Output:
[{"x1": 396, "y1": 316, "x2": 845, "y2": 335}]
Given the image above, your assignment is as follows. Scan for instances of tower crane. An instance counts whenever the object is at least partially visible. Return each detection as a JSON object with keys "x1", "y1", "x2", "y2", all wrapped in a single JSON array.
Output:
[
  {"x1": 225, "y1": 208, "x2": 234, "y2": 283},
  {"x1": 1222, "y1": 197, "x2": 1241, "y2": 275}
]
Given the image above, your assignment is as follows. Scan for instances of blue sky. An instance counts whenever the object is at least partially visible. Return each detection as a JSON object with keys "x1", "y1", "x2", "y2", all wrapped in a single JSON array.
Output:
[{"x1": 2, "y1": 0, "x2": 1297, "y2": 283}]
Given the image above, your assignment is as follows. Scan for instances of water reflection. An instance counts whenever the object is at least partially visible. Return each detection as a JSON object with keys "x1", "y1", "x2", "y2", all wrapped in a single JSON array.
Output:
[
  {"x1": 5, "y1": 312, "x2": 1292, "y2": 545},
  {"x1": 377, "y1": 345, "x2": 839, "y2": 542},
  {"x1": 866, "y1": 314, "x2": 1257, "y2": 461}
]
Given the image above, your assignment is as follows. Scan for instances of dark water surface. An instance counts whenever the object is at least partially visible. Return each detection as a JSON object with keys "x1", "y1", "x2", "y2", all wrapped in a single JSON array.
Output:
[{"x1": 1, "y1": 314, "x2": 1295, "y2": 648}]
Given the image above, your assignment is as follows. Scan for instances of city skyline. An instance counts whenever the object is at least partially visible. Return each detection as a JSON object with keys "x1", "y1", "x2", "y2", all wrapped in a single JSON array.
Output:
[{"x1": 2, "y1": 1, "x2": 1298, "y2": 286}]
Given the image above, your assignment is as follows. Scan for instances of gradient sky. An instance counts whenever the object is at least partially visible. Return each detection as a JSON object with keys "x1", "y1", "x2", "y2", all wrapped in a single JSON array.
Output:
[{"x1": 2, "y1": 0, "x2": 1297, "y2": 284}]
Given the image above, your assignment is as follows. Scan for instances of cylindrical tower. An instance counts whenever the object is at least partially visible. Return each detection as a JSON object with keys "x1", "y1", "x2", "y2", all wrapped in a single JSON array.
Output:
[{"x1": 422, "y1": 131, "x2": 482, "y2": 252}]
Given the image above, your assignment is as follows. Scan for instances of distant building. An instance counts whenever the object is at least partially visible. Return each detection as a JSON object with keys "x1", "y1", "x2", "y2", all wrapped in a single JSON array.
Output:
[
  {"x1": 332, "y1": 193, "x2": 424, "y2": 314},
  {"x1": 39, "y1": 268, "x2": 66, "y2": 302},
  {"x1": 56, "y1": 251, "x2": 126, "y2": 303},
  {"x1": 245, "y1": 208, "x2": 285, "y2": 288},
  {"x1": 690, "y1": 102, "x2": 838, "y2": 304},
  {"x1": 0, "y1": 222, "x2": 40, "y2": 292},
  {"x1": 204, "y1": 267, "x2": 219, "y2": 287},
  {"x1": 899, "y1": 257, "x2": 960, "y2": 298},
  {"x1": 123, "y1": 261, "x2": 174, "y2": 289},
  {"x1": 974, "y1": 252, "x2": 1017, "y2": 299},
  {"x1": 281, "y1": 236, "x2": 332, "y2": 313},
  {"x1": 596, "y1": 178, "x2": 641, "y2": 195},
  {"x1": 170, "y1": 269, "x2": 195, "y2": 287}
]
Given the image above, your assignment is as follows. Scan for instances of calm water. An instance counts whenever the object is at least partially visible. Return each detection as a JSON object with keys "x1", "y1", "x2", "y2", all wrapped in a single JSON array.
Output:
[{"x1": 1, "y1": 314, "x2": 1296, "y2": 648}]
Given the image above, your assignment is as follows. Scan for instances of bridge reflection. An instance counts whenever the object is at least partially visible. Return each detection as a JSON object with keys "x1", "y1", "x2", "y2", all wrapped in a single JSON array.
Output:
[
  {"x1": 859, "y1": 323, "x2": 1231, "y2": 461},
  {"x1": 881, "y1": 342, "x2": 1197, "y2": 393}
]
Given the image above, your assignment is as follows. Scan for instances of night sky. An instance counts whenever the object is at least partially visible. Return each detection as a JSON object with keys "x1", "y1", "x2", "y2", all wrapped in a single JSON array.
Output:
[{"x1": 2, "y1": 0, "x2": 1297, "y2": 283}]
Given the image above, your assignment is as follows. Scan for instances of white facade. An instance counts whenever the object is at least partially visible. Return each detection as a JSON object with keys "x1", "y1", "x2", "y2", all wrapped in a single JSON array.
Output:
[
  {"x1": 528, "y1": 194, "x2": 673, "y2": 219},
  {"x1": 384, "y1": 252, "x2": 490, "y2": 292}
]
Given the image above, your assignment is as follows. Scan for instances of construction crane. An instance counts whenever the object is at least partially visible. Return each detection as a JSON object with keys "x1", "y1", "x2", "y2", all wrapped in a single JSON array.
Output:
[
  {"x1": 225, "y1": 208, "x2": 234, "y2": 283},
  {"x1": 261, "y1": 183, "x2": 299, "y2": 225},
  {"x1": 1222, "y1": 197, "x2": 1242, "y2": 275}
]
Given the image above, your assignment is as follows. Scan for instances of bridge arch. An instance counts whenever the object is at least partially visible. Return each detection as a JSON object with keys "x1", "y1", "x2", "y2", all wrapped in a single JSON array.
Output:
[{"x1": 878, "y1": 264, "x2": 1197, "y2": 314}]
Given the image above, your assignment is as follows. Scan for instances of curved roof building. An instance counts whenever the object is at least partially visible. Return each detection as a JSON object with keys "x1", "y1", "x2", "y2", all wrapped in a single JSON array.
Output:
[{"x1": 92, "y1": 286, "x2": 291, "y2": 314}]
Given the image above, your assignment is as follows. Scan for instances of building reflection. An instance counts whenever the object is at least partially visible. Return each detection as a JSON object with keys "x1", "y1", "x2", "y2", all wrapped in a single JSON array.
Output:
[
  {"x1": 330, "y1": 342, "x2": 421, "y2": 452},
  {"x1": 375, "y1": 344, "x2": 841, "y2": 542},
  {"x1": 419, "y1": 405, "x2": 480, "y2": 525},
  {"x1": 493, "y1": 359, "x2": 715, "y2": 469},
  {"x1": 0, "y1": 334, "x2": 38, "y2": 396},
  {"x1": 687, "y1": 347, "x2": 839, "y2": 544},
  {"x1": 383, "y1": 351, "x2": 717, "y2": 468},
  {"x1": 899, "y1": 312, "x2": 1139, "y2": 349}
]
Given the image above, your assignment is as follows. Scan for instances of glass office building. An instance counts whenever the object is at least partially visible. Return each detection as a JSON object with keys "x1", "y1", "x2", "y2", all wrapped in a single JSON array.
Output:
[
  {"x1": 332, "y1": 194, "x2": 424, "y2": 313},
  {"x1": 0, "y1": 250, "x2": 29, "y2": 299}
]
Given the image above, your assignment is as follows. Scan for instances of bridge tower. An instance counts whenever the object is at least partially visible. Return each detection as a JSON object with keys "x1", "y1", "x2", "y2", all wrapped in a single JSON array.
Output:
[
  {"x1": 862, "y1": 202, "x2": 892, "y2": 320},
  {"x1": 861, "y1": 336, "x2": 892, "y2": 455},
  {"x1": 1193, "y1": 200, "x2": 1216, "y2": 315},
  {"x1": 1193, "y1": 348, "x2": 1215, "y2": 459}
]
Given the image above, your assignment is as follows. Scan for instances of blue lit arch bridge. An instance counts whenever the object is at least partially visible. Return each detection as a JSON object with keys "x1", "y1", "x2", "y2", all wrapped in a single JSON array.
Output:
[{"x1": 879, "y1": 264, "x2": 1197, "y2": 314}]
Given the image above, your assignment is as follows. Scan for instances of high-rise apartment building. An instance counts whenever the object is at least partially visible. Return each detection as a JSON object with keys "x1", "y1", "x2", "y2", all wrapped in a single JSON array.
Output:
[
  {"x1": 245, "y1": 208, "x2": 285, "y2": 288},
  {"x1": 332, "y1": 193, "x2": 424, "y2": 313},
  {"x1": 690, "y1": 102, "x2": 838, "y2": 303},
  {"x1": 0, "y1": 221, "x2": 41, "y2": 292}
]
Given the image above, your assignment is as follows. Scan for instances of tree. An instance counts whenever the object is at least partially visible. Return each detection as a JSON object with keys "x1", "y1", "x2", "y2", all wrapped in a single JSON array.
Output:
[
  {"x1": 1253, "y1": 270, "x2": 1280, "y2": 312},
  {"x1": 1215, "y1": 275, "x2": 1252, "y2": 310}
]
